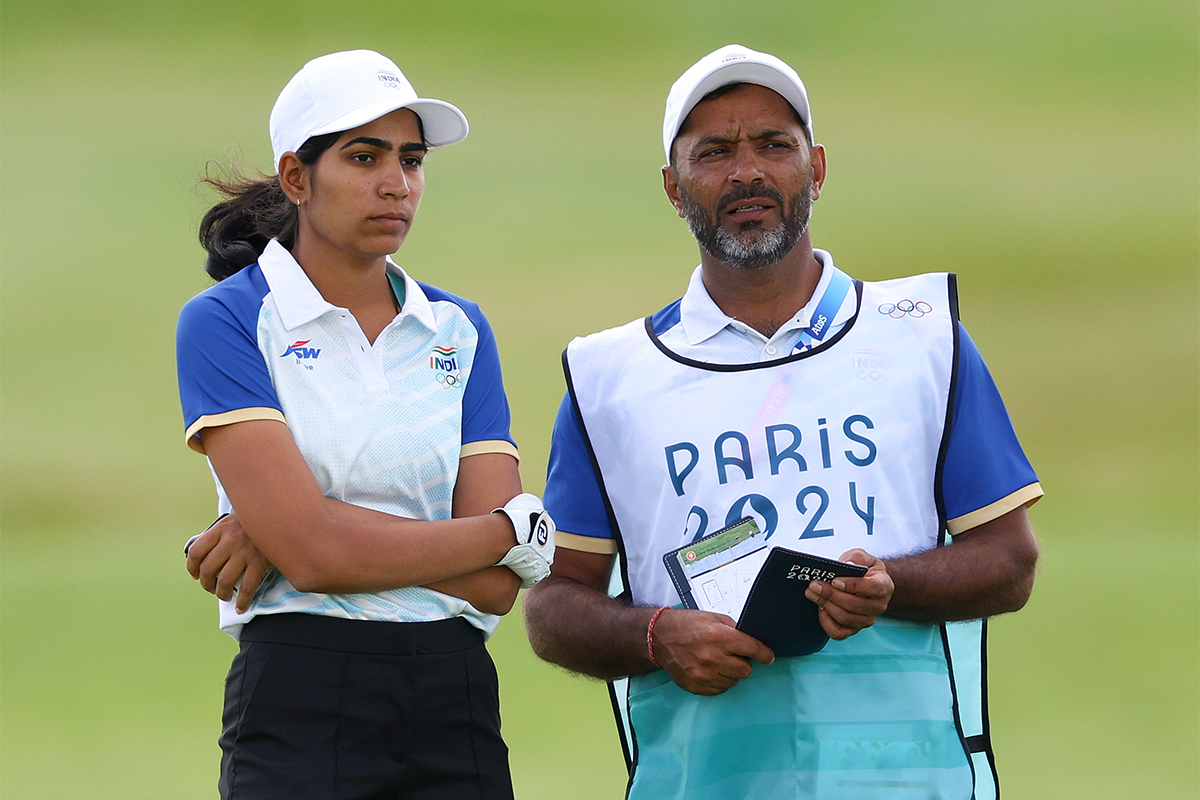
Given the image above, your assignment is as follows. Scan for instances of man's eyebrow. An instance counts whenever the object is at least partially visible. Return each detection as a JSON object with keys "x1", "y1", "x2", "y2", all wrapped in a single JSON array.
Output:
[
  {"x1": 694, "y1": 133, "x2": 736, "y2": 149},
  {"x1": 692, "y1": 129, "x2": 798, "y2": 149},
  {"x1": 752, "y1": 128, "x2": 798, "y2": 141},
  {"x1": 338, "y1": 138, "x2": 429, "y2": 153}
]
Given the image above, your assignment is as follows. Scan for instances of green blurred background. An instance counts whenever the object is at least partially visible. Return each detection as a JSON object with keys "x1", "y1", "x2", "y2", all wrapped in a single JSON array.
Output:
[{"x1": 2, "y1": 1, "x2": 1196, "y2": 797}]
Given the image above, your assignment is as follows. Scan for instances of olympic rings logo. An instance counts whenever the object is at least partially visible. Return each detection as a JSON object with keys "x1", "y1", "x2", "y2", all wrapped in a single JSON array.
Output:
[
  {"x1": 878, "y1": 299, "x2": 932, "y2": 318},
  {"x1": 436, "y1": 372, "x2": 461, "y2": 388}
]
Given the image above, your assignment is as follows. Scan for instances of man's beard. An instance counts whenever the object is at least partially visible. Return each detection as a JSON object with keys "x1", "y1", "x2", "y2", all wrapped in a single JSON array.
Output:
[{"x1": 680, "y1": 178, "x2": 813, "y2": 270}]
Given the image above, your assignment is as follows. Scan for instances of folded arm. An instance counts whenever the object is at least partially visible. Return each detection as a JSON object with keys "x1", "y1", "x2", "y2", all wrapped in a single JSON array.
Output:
[
  {"x1": 430, "y1": 450, "x2": 522, "y2": 614},
  {"x1": 191, "y1": 419, "x2": 519, "y2": 601}
]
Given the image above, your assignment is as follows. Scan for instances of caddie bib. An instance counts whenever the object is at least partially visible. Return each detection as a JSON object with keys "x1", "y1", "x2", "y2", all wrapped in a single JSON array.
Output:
[{"x1": 564, "y1": 274, "x2": 998, "y2": 800}]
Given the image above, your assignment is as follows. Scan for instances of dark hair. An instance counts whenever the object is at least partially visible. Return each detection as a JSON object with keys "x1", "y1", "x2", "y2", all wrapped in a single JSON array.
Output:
[{"x1": 197, "y1": 132, "x2": 340, "y2": 281}]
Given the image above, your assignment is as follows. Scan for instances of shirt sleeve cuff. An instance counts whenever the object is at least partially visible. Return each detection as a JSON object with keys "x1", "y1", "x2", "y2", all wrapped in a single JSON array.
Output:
[
  {"x1": 557, "y1": 530, "x2": 618, "y2": 554},
  {"x1": 947, "y1": 482, "x2": 1044, "y2": 535},
  {"x1": 185, "y1": 408, "x2": 287, "y2": 454},
  {"x1": 461, "y1": 439, "x2": 519, "y2": 462}
]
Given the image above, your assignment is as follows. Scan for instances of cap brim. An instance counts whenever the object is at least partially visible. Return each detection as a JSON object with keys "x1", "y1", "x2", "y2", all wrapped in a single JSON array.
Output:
[
  {"x1": 406, "y1": 99, "x2": 470, "y2": 147},
  {"x1": 311, "y1": 97, "x2": 469, "y2": 148}
]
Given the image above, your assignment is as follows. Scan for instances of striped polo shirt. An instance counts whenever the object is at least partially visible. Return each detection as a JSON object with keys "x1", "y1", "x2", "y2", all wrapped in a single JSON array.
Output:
[{"x1": 177, "y1": 239, "x2": 516, "y2": 640}]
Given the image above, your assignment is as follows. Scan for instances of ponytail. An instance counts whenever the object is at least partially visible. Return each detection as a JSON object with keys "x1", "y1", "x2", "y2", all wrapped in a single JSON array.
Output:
[{"x1": 197, "y1": 132, "x2": 339, "y2": 281}]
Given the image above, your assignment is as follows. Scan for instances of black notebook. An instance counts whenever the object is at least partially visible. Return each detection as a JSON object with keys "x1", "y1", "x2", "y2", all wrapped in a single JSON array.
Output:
[
  {"x1": 663, "y1": 517, "x2": 868, "y2": 657},
  {"x1": 736, "y1": 546, "x2": 868, "y2": 656}
]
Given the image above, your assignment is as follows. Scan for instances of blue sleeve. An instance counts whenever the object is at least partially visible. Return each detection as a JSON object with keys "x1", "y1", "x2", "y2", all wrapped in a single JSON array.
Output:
[
  {"x1": 942, "y1": 323, "x2": 1039, "y2": 520},
  {"x1": 456, "y1": 299, "x2": 515, "y2": 448},
  {"x1": 175, "y1": 270, "x2": 280, "y2": 441},
  {"x1": 544, "y1": 391, "x2": 615, "y2": 540}
]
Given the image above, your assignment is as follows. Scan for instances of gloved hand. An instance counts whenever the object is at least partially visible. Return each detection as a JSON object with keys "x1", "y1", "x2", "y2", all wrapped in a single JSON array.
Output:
[{"x1": 493, "y1": 493, "x2": 556, "y2": 588}]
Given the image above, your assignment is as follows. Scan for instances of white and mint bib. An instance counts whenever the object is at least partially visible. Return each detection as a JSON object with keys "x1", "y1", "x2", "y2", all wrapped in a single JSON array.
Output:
[{"x1": 565, "y1": 274, "x2": 997, "y2": 800}]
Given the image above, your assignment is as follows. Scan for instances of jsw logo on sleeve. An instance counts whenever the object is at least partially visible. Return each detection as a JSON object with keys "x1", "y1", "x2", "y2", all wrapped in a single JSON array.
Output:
[{"x1": 281, "y1": 339, "x2": 321, "y2": 370}]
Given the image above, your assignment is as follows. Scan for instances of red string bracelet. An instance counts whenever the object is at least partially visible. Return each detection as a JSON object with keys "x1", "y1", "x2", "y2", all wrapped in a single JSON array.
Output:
[{"x1": 647, "y1": 607, "x2": 669, "y2": 668}]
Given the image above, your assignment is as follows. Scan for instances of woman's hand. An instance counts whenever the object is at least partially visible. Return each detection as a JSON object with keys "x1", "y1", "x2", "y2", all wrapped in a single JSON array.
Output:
[{"x1": 185, "y1": 513, "x2": 274, "y2": 614}]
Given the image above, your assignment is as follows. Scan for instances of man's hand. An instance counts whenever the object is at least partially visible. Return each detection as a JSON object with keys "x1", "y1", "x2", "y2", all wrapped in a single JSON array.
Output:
[
  {"x1": 652, "y1": 608, "x2": 775, "y2": 696},
  {"x1": 185, "y1": 514, "x2": 273, "y2": 614},
  {"x1": 804, "y1": 549, "x2": 893, "y2": 640}
]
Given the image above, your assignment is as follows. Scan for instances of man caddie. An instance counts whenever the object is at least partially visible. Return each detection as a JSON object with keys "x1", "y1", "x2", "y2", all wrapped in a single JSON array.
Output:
[{"x1": 525, "y1": 44, "x2": 1042, "y2": 799}]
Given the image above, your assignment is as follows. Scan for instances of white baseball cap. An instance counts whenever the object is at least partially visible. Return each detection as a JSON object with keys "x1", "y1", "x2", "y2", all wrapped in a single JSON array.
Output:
[
  {"x1": 663, "y1": 44, "x2": 813, "y2": 163},
  {"x1": 269, "y1": 49, "x2": 469, "y2": 171}
]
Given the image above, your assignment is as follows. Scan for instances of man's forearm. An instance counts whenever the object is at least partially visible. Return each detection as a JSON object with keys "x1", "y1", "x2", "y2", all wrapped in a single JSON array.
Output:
[
  {"x1": 884, "y1": 506, "x2": 1039, "y2": 622},
  {"x1": 524, "y1": 575, "x2": 658, "y2": 680}
]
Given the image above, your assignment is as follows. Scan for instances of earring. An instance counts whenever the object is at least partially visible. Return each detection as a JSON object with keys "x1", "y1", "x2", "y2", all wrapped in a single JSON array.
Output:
[{"x1": 295, "y1": 198, "x2": 302, "y2": 208}]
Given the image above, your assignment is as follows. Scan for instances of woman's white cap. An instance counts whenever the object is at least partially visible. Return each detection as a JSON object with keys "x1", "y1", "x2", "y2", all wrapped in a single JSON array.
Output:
[
  {"x1": 663, "y1": 44, "x2": 813, "y2": 162},
  {"x1": 269, "y1": 49, "x2": 469, "y2": 171}
]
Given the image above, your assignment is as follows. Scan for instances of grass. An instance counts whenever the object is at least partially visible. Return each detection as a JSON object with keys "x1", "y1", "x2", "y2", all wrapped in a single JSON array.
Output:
[{"x1": 2, "y1": 1, "x2": 1197, "y2": 797}]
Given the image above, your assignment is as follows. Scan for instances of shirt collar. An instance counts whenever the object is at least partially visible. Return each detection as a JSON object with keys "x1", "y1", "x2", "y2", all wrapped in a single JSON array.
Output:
[
  {"x1": 388, "y1": 260, "x2": 438, "y2": 332},
  {"x1": 257, "y1": 239, "x2": 438, "y2": 333},
  {"x1": 678, "y1": 249, "x2": 839, "y2": 346}
]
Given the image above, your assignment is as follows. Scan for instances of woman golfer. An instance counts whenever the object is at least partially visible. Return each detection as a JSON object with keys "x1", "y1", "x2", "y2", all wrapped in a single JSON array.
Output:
[{"x1": 176, "y1": 50, "x2": 553, "y2": 799}]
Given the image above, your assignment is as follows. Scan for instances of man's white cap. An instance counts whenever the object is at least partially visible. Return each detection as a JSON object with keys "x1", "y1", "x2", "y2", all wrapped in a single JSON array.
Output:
[
  {"x1": 663, "y1": 44, "x2": 813, "y2": 163},
  {"x1": 269, "y1": 49, "x2": 469, "y2": 171}
]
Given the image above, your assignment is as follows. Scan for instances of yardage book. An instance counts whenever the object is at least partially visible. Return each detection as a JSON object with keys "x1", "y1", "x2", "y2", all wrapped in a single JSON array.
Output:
[{"x1": 663, "y1": 517, "x2": 868, "y2": 657}]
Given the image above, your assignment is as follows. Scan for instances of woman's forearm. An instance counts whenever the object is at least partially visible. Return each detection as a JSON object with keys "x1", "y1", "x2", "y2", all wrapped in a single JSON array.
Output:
[{"x1": 202, "y1": 420, "x2": 518, "y2": 593}]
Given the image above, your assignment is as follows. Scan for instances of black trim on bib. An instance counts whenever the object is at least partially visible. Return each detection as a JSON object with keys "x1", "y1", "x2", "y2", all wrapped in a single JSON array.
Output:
[
  {"x1": 933, "y1": 272, "x2": 961, "y2": 548},
  {"x1": 930, "y1": 273, "x2": 979, "y2": 797},
  {"x1": 606, "y1": 681, "x2": 633, "y2": 773},
  {"x1": 978, "y1": 617, "x2": 1001, "y2": 794},
  {"x1": 933, "y1": 272, "x2": 999, "y2": 799},
  {"x1": 641, "y1": 281, "x2": 865, "y2": 372},
  {"x1": 561, "y1": 348, "x2": 639, "y2": 779},
  {"x1": 939, "y1": 621, "x2": 1000, "y2": 800},
  {"x1": 947, "y1": 272, "x2": 1001, "y2": 796},
  {"x1": 561, "y1": 348, "x2": 633, "y2": 603},
  {"x1": 948, "y1": 272, "x2": 960, "y2": 324},
  {"x1": 940, "y1": 624, "x2": 977, "y2": 798}
]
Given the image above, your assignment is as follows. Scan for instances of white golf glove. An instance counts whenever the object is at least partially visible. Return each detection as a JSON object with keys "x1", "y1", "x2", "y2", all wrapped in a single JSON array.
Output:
[{"x1": 493, "y1": 493, "x2": 556, "y2": 588}]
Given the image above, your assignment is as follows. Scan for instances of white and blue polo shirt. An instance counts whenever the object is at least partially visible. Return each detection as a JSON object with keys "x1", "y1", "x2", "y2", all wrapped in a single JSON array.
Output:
[{"x1": 177, "y1": 239, "x2": 517, "y2": 640}]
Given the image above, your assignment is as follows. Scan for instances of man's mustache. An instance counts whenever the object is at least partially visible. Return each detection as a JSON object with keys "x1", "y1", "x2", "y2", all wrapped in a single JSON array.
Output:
[{"x1": 716, "y1": 186, "x2": 785, "y2": 216}]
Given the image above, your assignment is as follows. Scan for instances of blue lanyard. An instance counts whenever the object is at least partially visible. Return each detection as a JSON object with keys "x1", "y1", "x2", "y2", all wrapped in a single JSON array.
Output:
[{"x1": 794, "y1": 268, "x2": 853, "y2": 352}]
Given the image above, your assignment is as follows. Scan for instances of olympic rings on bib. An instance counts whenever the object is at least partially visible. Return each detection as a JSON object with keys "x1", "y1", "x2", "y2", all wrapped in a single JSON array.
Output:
[
  {"x1": 877, "y1": 300, "x2": 933, "y2": 319},
  {"x1": 436, "y1": 372, "x2": 461, "y2": 388}
]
